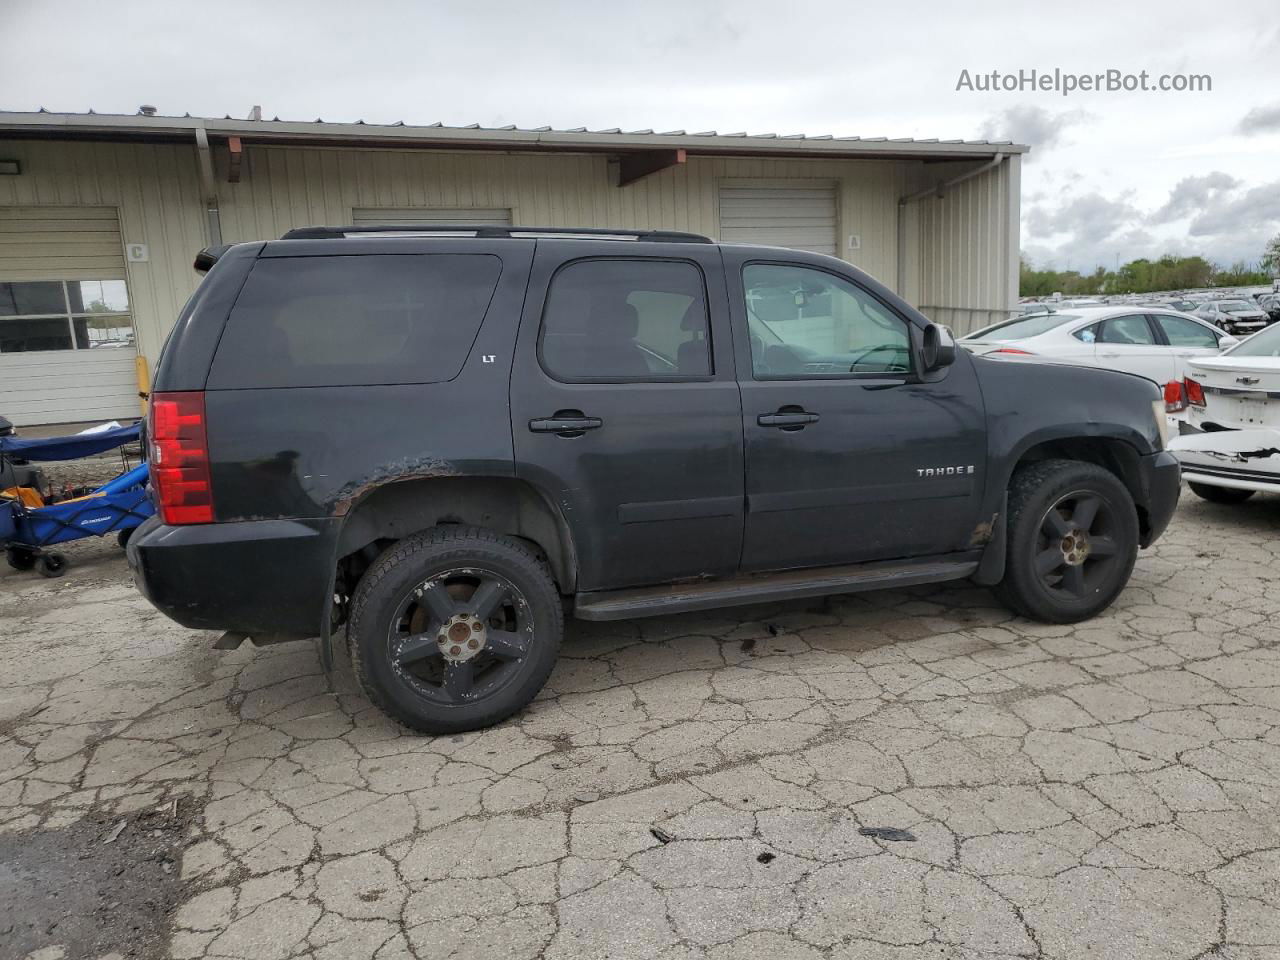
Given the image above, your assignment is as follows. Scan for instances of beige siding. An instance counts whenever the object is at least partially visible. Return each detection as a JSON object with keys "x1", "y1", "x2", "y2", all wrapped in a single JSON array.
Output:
[
  {"x1": 905, "y1": 157, "x2": 1020, "y2": 335},
  {"x1": 0, "y1": 137, "x2": 1020, "y2": 373},
  {"x1": 0, "y1": 139, "x2": 208, "y2": 364},
  {"x1": 0, "y1": 205, "x2": 126, "y2": 279},
  {"x1": 214, "y1": 146, "x2": 904, "y2": 287},
  {"x1": 0, "y1": 349, "x2": 139, "y2": 425}
]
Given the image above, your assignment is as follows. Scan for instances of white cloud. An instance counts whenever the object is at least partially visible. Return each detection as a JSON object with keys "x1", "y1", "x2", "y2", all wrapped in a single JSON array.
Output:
[
  {"x1": 1150, "y1": 172, "x2": 1241, "y2": 224},
  {"x1": 1238, "y1": 102, "x2": 1280, "y2": 135},
  {"x1": 980, "y1": 106, "x2": 1091, "y2": 157}
]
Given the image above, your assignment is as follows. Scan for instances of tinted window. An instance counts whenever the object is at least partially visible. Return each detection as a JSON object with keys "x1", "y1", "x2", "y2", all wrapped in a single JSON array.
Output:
[
  {"x1": 539, "y1": 259, "x2": 710, "y2": 381},
  {"x1": 743, "y1": 264, "x2": 911, "y2": 377},
  {"x1": 1153, "y1": 314, "x2": 1219, "y2": 348},
  {"x1": 1096, "y1": 315, "x2": 1155, "y2": 345},
  {"x1": 208, "y1": 254, "x2": 501, "y2": 388},
  {"x1": 964, "y1": 313, "x2": 1080, "y2": 341}
]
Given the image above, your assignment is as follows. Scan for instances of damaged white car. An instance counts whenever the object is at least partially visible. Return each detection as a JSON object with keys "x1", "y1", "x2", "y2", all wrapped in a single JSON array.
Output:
[{"x1": 1169, "y1": 322, "x2": 1280, "y2": 503}]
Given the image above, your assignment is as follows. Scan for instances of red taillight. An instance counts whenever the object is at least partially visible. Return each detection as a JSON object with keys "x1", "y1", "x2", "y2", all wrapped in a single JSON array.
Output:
[
  {"x1": 1184, "y1": 377, "x2": 1207, "y2": 408},
  {"x1": 991, "y1": 347, "x2": 1034, "y2": 356},
  {"x1": 148, "y1": 391, "x2": 214, "y2": 524},
  {"x1": 1164, "y1": 380, "x2": 1188, "y2": 412}
]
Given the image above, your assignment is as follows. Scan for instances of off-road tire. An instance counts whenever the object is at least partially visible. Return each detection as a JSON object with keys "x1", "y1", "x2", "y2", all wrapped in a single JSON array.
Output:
[
  {"x1": 1188, "y1": 482, "x2": 1255, "y2": 505},
  {"x1": 993, "y1": 459, "x2": 1139, "y2": 623},
  {"x1": 349, "y1": 525, "x2": 563, "y2": 734}
]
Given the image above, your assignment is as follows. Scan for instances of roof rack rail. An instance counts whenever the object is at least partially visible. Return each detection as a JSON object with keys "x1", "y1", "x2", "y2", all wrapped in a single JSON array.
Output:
[{"x1": 279, "y1": 224, "x2": 714, "y2": 243}]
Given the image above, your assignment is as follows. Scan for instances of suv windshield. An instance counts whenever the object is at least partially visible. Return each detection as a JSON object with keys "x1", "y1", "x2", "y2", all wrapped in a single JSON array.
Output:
[
  {"x1": 1225, "y1": 323, "x2": 1280, "y2": 357},
  {"x1": 963, "y1": 313, "x2": 1080, "y2": 341}
]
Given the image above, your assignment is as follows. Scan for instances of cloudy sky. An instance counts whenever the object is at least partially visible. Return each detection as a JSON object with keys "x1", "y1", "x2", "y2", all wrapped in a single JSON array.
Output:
[{"x1": 3, "y1": 0, "x2": 1278, "y2": 272}]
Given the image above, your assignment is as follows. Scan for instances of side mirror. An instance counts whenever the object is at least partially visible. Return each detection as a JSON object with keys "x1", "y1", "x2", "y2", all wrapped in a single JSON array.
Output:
[
  {"x1": 921, "y1": 323, "x2": 957, "y2": 371},
  {"x1": 1219, "y1": 335, "x2": 1240, "y2": 349}
]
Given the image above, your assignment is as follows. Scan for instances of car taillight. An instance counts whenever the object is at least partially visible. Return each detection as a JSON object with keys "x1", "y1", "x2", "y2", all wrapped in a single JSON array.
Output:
[
  {"x1": 1184, "y1": 377, "x2": 1207, "y2": 408},
  {"x1": 991, "y1": 347, "x2": 1034, "y2": 356},
  {"x1": 148, "y1": 391, "x2": 214, "y2": 524},
  {"x1": 1164, "y1": 380, "x2": 1188, "y2": 412}
]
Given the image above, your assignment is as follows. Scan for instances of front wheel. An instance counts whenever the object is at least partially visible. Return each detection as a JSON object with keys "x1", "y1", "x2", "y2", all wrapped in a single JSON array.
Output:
[
  {"x1": 1188, "y1": 482, "x2": 1256, "y2": 504},
  {"x1": 349, "y1": 526, "x2": 563, "y2": 734},
  {"x1": 993, "y1": 459, "x2": 1139, "y2": 623}
]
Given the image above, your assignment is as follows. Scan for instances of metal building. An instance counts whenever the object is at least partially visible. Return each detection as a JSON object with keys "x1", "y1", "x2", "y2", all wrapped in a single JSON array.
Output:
[{"x1": 0, "y1": 111, "x2": 1026, "y2": 426}]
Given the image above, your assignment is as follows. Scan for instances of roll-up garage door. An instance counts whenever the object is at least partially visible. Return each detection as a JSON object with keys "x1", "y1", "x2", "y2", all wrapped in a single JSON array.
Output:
[
  {"x1": 352, "y1": 207, "x2": 513, "y2": 228},
  {"x1": 0, "y1": 206, "x2": 140, "y2": 427},
  {"x1": 718, "y1": 184, "x2": 838, "y2": 256}
]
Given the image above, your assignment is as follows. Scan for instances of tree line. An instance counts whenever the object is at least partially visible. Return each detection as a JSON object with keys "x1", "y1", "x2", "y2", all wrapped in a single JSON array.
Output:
[{"x1": 1020, "y1": 234, "x2": 1280, "y2": 297}]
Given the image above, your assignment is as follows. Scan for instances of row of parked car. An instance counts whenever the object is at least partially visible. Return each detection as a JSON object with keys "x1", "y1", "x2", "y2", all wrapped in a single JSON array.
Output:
[
  {"x1": 1016, "y1": 290, "x2": 1280, "y2": 336},
  {"x1": 964, "y1": 298, "x2": 1280, "y2": 506}
]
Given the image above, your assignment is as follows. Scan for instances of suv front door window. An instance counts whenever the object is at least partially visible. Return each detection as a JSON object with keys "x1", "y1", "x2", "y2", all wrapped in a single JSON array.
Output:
[{"x1": 742, "y1": 264, "x2": 912, "y2": 377}]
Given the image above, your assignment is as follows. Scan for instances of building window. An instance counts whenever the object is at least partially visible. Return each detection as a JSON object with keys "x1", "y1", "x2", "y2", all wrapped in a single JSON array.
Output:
[{"x1": 0, "y1": 280, "x2": 133, "y2": 353}]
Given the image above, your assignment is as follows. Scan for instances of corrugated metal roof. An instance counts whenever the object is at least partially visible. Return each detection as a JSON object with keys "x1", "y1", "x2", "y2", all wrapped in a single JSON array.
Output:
[{"x1": 0, "y1": 109, "x2": 1029, "y2": 158}]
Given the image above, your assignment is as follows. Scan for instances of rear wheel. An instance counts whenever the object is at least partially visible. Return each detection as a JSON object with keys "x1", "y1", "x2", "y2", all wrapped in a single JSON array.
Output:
[
  {"x1": 1188, "y1": 482, "x2": 1255, "y2": 504},
  {"x1": 349, "y1": 526, "x2": 563, "y2": 734},
  {"x1": 6, "y1": 546, "x2": 37, "y2": 571},
  {"x1": 994, "y1": 459, "x2": 1139, "y2": 623}
]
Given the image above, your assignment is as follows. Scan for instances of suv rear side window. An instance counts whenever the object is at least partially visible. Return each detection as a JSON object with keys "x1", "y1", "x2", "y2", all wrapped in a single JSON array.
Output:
[
  {"x1": 208, "y1": 254, "x2": 501, "y2": 388},
  {"x1": 539, "y1": 259, "x2": 711, "y2": 381}
]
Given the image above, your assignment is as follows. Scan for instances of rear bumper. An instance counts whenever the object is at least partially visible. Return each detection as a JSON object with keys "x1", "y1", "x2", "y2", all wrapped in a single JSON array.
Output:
[
  {"x1": 1137, "y1": 450, "x2": 1181, "y2": 547},
  {"x1": 127, "y1": 514, "x2": 338, "y2": 635},
  {"x1": 1180, "y1": 463, "x2": 1280, "y2": 493}
]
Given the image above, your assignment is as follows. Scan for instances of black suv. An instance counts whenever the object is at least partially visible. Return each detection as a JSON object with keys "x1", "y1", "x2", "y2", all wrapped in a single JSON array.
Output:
[{"x1": 129, "y1": 225, "x2": 1180, "y2": 733}]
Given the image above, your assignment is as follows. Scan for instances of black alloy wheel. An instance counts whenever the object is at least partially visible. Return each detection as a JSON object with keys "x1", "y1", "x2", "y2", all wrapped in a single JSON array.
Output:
[
  {"x1": 1031, "y1": 490, "x2": 1123, "y2": 602},
  {"x1": 349, "y1": 526, "x2": 563, "y2": 734},
  {"x1": 388, "y1": 568, "x2": 533, "y2": 707}
]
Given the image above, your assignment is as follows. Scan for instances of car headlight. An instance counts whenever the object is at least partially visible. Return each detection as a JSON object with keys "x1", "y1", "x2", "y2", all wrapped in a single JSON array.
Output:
[{"x1": 1152, "y1": 399, "x2": 1170, "y2": 450}]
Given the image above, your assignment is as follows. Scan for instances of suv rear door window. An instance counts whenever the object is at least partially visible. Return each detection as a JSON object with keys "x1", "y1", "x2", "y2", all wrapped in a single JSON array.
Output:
[
  {"x1": 538, "y1": 259, "x2": 711, "y2": 381},
  {"x1": 208, "y1": 254, "x2": 502, "y2": 388}
]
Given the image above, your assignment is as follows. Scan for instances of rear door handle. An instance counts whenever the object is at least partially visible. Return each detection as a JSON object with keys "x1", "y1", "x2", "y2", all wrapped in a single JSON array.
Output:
[
  {"x1": 529, "y1": 415, "x2": 602, "y2": 436},
  {"x1": 758, "y1": 411, "x2": 819, "y2": 430}
]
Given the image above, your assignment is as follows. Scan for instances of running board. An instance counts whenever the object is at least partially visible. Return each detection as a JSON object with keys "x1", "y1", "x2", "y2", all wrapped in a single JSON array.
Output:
[{"x1": 573, "y1": 554, "x2": 980, "y2": 621}]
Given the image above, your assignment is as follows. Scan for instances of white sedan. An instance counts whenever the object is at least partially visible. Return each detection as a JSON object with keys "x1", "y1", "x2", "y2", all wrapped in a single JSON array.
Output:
[
  {"x1": 961, "y1": 306, "x2": 1237, "y2": 384},
  {"x1": 1169, "y1": 322, "x2": 1280, "y2": 503}
]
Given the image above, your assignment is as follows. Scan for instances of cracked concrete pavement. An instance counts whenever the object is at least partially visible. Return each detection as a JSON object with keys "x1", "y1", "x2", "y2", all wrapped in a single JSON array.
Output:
[{"x1": 2, "y1": 493, "x2": 1280, "y2": 960}]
